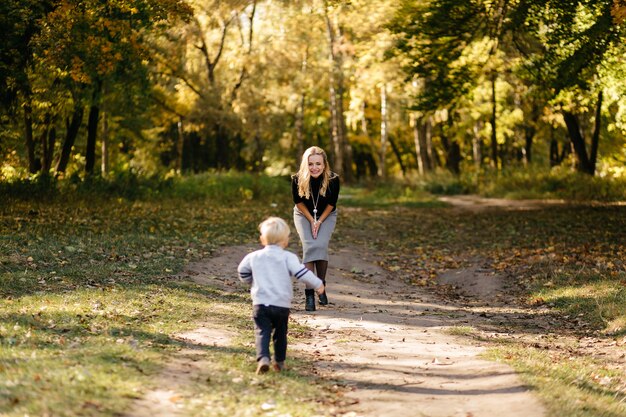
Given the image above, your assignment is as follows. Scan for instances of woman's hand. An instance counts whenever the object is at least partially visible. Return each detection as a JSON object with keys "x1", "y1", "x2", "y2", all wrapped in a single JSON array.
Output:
[{"x1": 311, "y1": 219, "x2": 321, "y2": 239}]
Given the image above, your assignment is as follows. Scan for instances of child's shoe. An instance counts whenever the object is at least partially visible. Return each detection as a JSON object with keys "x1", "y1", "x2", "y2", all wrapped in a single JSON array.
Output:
[
  {"x1": 273, "y1": 361, "x2": 285, "y2": 372},
  {"x1": 256, "y1": 357, "x2": 270, "y2": 374}
]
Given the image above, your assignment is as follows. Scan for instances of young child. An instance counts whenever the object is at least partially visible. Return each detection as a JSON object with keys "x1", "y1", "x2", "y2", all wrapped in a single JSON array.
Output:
[{"x1": 238, "y1": 216, "x2": 325, "y2": 374}]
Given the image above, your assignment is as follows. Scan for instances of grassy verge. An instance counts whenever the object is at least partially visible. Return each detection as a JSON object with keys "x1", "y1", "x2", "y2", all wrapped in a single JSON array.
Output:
[{"x1": 0, "y1": 173, "x2": 335, "y2": 417}]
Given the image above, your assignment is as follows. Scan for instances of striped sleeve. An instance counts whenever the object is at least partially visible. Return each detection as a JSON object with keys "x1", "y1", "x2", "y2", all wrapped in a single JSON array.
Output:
[
  {"x1": 237, "y1": 254, "x2": 253, "y2": 284},
  {"x1": 287, "y1": 253, "x2": 323, "y2": 289},
  {"x1": 294, "y1": 266, "x2": 310, "y2": 280}
]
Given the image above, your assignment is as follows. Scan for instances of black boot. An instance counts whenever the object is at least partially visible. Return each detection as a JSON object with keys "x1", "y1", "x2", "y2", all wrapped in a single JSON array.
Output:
[
  {"x1": 305, "y1": 289, "x2": 316, "y2": 311},
  {"x1": 318, "y1": 280, "x2": 328, "y2": 305}
]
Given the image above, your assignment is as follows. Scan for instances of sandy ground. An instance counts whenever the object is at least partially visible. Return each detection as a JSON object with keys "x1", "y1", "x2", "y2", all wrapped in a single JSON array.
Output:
[{"x1": 124, "y1": 240, "x2": 546, "y2": 417}]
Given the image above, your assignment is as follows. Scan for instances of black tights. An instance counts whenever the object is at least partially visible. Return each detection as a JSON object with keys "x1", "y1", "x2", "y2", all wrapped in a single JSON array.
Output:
[{"x1": 305, "y1": 260, "x2": 328, "y2": 282}]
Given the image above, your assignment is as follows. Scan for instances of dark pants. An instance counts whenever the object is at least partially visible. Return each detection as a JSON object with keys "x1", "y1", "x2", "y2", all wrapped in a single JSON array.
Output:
[{"x1": 253, "y1": 304, "x2": 290, "y2": 362}]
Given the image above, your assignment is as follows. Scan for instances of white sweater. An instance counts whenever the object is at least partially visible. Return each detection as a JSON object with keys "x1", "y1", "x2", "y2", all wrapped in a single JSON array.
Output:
[{"x1": 237, "y1": 245, "x2": 323, "y2": 308}]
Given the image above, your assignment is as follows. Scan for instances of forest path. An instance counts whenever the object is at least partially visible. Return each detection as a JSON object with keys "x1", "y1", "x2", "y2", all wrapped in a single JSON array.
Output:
[
  {"x1": 149, "y1": 242, "x2": 546, "y2": 417},
  {"x1": 286, "y1": 245, "x2": 546, "y2": 417}
]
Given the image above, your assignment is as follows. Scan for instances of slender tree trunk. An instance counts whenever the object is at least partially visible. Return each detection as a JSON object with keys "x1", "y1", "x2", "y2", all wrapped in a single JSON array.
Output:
[
  {"x1": 296, "y1": 48, "x2": 308, "y2": 159},
  {"x1": 176, "y1": 118, "x2": 184, "y2": 173},
  {"x1": 337, "y1": 70, "x2": 352, "y2": 180},
  {"x1": 325, "y1": 13, "x2": 343, "y2": 176},
  {"x1": 562, "y1": 111, "x2": 593, "y2": 175},
  {"x1": 379, "y1": 84, "x2": 388, "y2": 178},
  {"x1": 523, "y1": 125, "x2": 535, "y2": 166},
  {"x1": 85, "y1": 104, "x2": 100, "y2": 175},
  {"x1": 388, "y1": 135, "x2": 406, "y2": 177},
  {"x1": 490, "y1": 74, "x2": 498, "y2": 169},
  {"x1": 86, "y1": 83, "x2": 102, "y2": 175},
  {"x1": 424, "y1": 118, "x2": 435, "y2": 169},
  {"x1": 412, "y1": 114, "x2": 425, "y2": 176},
  {"x1": 56, "y1": 105, "x2": 84, "y2": 175},
  {"x1": 41, "y1": 113, "x2": 56, "y2": 174},
  {"x1": 472, "y1": 121, "x2": 483, "y2": 171},
  {"x1": 324, "y1": 8, "x2": 350, "y2": 179},
  {"x1": 101, "y1": 110, "x2": 109, "y2": 176},
  {"x1": 39, "y1": 113, "x2": 51, "y2": 174},
  {"x1": 440, "y1": 117, "x2": 460, "y2": 174},
  {"x1": 46, "y1": 126, "x2": 56, "y2": 173},
  {"x1": 549, "y1": 135, "x2": 559, "y2": 167},
  {"x1": 589, "y1": 90, "x2": 603, "y2": 174},
  {"x1": 296, "y1": 93, "x2": 306, "y2": 158},
  {"x1": 361, "y1": 101, "x2": 378, "y2": 177},
  {"x1": 24, "y1": 100, "x2": 37, "y2": 174}
]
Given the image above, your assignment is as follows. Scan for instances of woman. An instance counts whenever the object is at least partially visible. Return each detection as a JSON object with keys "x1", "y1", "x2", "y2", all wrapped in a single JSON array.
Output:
[{"x1": 292, "y1": 146, "x2": 340, "y2": 312}]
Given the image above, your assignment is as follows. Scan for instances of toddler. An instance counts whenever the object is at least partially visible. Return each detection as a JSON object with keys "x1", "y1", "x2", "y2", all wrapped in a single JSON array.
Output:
[{"x1": 238, "y1": 217, "x2": 324, "y2": 374}]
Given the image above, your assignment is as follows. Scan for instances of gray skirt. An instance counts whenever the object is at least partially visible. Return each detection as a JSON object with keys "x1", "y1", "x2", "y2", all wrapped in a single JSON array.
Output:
[{"x1": 293, "y1": 206, "x2": 337, "y2": 263}]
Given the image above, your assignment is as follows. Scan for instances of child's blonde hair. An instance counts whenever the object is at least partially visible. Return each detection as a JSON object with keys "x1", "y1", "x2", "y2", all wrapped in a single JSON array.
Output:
[{"x1": 259, "y1": 217, "x2": 290, "y2": 245}]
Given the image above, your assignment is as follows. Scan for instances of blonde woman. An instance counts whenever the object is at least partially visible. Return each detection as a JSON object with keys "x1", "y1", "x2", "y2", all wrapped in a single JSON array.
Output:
[{"x1": 292, "y1": 146, "x2": 340, "y2": 311}]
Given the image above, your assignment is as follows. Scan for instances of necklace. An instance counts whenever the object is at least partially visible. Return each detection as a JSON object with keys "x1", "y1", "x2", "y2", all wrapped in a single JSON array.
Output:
[{"x1": 311, "y1": 183, "x2": 321, "y2": 222}]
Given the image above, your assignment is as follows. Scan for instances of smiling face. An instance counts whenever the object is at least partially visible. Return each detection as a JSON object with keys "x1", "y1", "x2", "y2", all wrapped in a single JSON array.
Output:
[{"x1": 308, "y1": 154, "x2": 325, "y2": 178}]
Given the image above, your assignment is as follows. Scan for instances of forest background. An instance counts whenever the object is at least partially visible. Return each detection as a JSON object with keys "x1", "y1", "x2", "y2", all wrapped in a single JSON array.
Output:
[
  {"x1": 2, "y1": 2, "x2": 626, "y2": 416},
  {"x1": 1, "y1": 0, "x2": 626, "y2": 197}
]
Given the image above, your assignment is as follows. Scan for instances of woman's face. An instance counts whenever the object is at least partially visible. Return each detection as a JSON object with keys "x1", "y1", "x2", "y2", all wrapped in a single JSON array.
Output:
[{"x1": 307, "y1": 154, "x2": 325, "y2": 178}]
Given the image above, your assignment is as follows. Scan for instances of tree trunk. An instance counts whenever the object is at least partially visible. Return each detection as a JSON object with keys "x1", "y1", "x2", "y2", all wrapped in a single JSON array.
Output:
[
  {"x1": 337, "y1": 71, "x2": 352, "y2": 180},
  {"x1": 562, "y1": 111, "x2": 593, "y2": 175},
  {"x1": 412, "y1": 114, "x2": 425, "y2": 176},
  {"x1": 424, "y1": 118, "x2": 435, "y2": 169},
  {"x1": 101, "y1": 110, "x2": 109, "y2": 176},
  {"x1": 325, "y1": 8, "x2": 351, "y2": 180},
  {"x1": 440, "y1": 118, "x2": 460, "y2": 174},
  {"x1": 85, "y1": 103, "x2": 100, "y2": 175},
  {"x1": 176, "y1": 118, "x2": 184, "y2": 172},
  {"x1": 379, "y1": 84, "x2": 388, "y2": 178},
  {"x1": 448, "y1": 141, "x2": 461, "y2": 175},
  {"x1": 361, "y1": 101, "x2": 378, "y2": 177},
  {"x1": 523, "y1": 125, "x2": 535, "y2": 166},
  {"x1": 41, "y1": 117, "x2": 56, "y2": 174},
  {"x1": 388, "y1": 135, "x2": 406, "y2": 177},
  {"x1": 472, "y1": 121, "x2": 483, "y2": 171},
  {"x1": 490, "y1": 74, "x2": 498, "y2": 169},
  {"x1": 24, "y1": 100, "x2": 38, "y2": 174},
  {"x1": 549, "y1": 133, "x2": 559, "y2": 167},
  {"x1": 86, "y1": 83, "x2": 102, "y2": 175},
  {"x1": 39, "y1": 113, "x2": 52, "y2": 173},
  {"x1": 296, "y1": 92, "x2": 305, "y2": 159},
  {"x1": 589, "y1": 90, "x2": 603, "y2": 174},
  {"x1": 56, "y1": 105, "x2": 84, "y2": 175},
  {"x1": 412, "y1": 114, "x2": 432, "y2": 175}
]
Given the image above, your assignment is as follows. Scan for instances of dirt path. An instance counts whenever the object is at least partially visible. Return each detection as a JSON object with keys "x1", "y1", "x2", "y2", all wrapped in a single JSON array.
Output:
[
  {"x1": 124, "y1": 240, "x2": 547, "y2": 417},
  {"x1": 289, "y1": 245, "x2": 546, "y2": 417}
]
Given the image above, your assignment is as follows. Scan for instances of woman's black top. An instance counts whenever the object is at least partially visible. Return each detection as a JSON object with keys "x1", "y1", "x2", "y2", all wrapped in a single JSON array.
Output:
[{"x1": 291, "y1": 174, "x2": 340, "y2": 216}]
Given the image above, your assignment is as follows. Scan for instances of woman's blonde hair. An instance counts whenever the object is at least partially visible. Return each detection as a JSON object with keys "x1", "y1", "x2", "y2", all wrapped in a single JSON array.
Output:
[
  {"x1": 259, "y1": 217, "x2": 290, "y2": 245},
  {"x1": 295, "y1": 146, "x2": 333, "y2": 199}
]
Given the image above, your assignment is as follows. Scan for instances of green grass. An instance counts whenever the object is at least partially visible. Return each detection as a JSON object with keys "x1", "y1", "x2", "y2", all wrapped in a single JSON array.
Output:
[
  {"x1": 468, "y1": 166, "x2": 626, "y2": 201},
  {"x1": 341, "y1": 181, "x2": 445, "y2": 208},
  {"x1": 0, "y1": 173, "x2": 335, "y2": 417},
  {"x1": 2, "y1": 172, "x2": 626, "y2": 416},
  {"x1": 528, "y1": 270, "x2": 626, "y2": 336},
  {"x1": 485, "y1": 345, "x2": 626, "y2": 417}
]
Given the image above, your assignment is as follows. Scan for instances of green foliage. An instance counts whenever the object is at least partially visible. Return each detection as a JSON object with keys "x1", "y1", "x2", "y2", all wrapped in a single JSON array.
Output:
[
  {"x1": 415, "y1": 171, "x2": 474, "y2": 195},
  {"x1": 0, "y1": 171, "x2": 292, "y2": 205},
  {"x1": 340, "y1": 180, "x2": 444, "y2": 208},
  {"x1": 472, "y1": 167, "x2": 626, "y2": 201}
]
